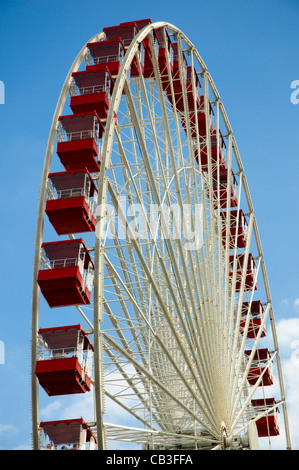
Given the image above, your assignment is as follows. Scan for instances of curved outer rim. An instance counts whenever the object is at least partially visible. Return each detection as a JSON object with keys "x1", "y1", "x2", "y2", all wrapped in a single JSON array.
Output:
[
  {"x1": 31, "y1": 21, "x2": 291, "y2": 450},
  {"x1": 30, "y1": 31, "x2": 105, "y2": 450}
]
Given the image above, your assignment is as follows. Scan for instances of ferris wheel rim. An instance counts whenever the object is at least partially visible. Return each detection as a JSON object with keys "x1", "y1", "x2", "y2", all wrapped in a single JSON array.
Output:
[
  {"x1": 30, "y1": 30, "x2": 106, "y2": 449},
  {"x1": 31, "y1": 20, "x2": 292, "y2": 450}
]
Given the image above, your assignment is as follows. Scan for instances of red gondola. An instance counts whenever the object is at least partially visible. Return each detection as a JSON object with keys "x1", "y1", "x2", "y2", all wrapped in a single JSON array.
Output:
[
  {"x1": 221, "y1": 209, "x2": 248, "y2": 248},
  {"x1": 133, "y1": 19, "x2": 156, "y2": 78},
  {"x1": 37, "y1": 239, "x2": 94, "y2": 308},
  {"x1": 212, "y1": 169, "x2": 238, "y2": 209},
  {"x1": 182, "y1": 96, "x2": 214, "y2": 138},
  {"x1": 103, "y1": 21, "x2": 140, "y2": 47},
  {"x1": 35, "y1": 325, "x2": 94, "y2": 396},
  {"x1": 229, "y1": 253, "x2": 257, "y2": 292},
  {"x1": 171, "y1": 42, "x2": 188, "y2": 87},
  {"x1": 103, "y1": 19, "x2": 152, "y2": 77},
  {"x1": 251, "y1": 398, "x2": 280, "y2": 437},
  {"x1": 70, "y1": 68, "x2": 113, "y2": 121},
  {"x1": 245, "y1": 348, "x2": 273, "y2": 386},
  {"x1": 167, "y1": 66, "x2": 202, "y2": 114},
  {"x1": 45, "y1": 169, "x2": 97, "y2": 235},
  {"x1": 240, "y1": 301, "x2": 266, "y2": 338},
  {"x1": 86, "y1": 39, "x2": 126, "y2": 78},
  {"x1": 155, "y1": 28, "x2": 174, "y2": 91},
  {"x1": 39, "y1": 418, "x2": 97, "y2": 450},
  {"x1": 195, "y1": 130, "x2": 226, "y2": 173},
  {"x1": 56, "y1": 112, "x2": 103, "y2": 173}
]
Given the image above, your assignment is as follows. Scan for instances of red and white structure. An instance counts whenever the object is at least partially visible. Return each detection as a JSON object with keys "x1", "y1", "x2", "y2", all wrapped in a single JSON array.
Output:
[{"x1": 31, "y1": 19, "x2": 291, "y2": 450}]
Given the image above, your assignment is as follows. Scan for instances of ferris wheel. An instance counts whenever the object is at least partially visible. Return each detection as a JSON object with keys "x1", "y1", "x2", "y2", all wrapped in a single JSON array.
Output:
[{"x1": 31, "y1": 19, "x2": 292, "y2": 451}]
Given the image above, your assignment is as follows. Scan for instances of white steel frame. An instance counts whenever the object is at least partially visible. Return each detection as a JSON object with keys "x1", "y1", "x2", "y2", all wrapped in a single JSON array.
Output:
[{"x1": 31, "y1": 22, "x2": 291, "y2": 450}]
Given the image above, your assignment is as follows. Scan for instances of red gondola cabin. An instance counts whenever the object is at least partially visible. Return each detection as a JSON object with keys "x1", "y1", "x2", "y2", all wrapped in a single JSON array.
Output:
[
  {"x1": 245, "y1": 348, "x2": 273, "y2": 386},
  {"x1": 212, "y1": 169, "x2": 238, "y2": 210},
  {"x1": 171, "y1": 42, "x2": 188, "y2": 87},
  {"x1": 56, "y1": 112, "x2": 103, "y2": 173},
  {"x1": 103, "y1": 20, "x2": 149, "y2": 77},
  {"x1": 70, "y1": 68, "x2": 113, "y2": 122},
  {"x1": 167, "y1": 65, "x2": 202, "y2": 114},
  {"x1": 182, "y1": 96, "x2": 214, "y2": 138},
  {"x1": 39, "y1": 418, "x2": 97, "y2": 450},
  {"x1": 37, "y1": 239, "x2": 94, "y2": 308},
  {"x1": 45, "y1": 169, "x2": 97, "y2": 235},
  {"x1": 103, "y1": 21, "x2": 139, "y2": 47},
  {"x1": 133, "y1": 19, "x2": 156, "y2": 78},
  {"x1": 35, "y1": 324, "x2": 94, "y2": 396},
  {"x1": 86, "y1": 39, "x2": 126, "y2": 78},
  {"x1": 229, "y1": 253, "x2": 257, "y2": 292},
  {"x1": 251, "y1": 398, "x2": 280, "y2": 437},
  {"x1": 240, "y1": 301, "x2": 266, "y2": 338},
  {"x1": 120, "y1": 19, "x2": 154, "y2": 76},
  {"x1": 155, "y1": 27, "x2": 174, "y2": 91},
  {"x1": 221, "y1": 209, "x2": 248, "y2": 249},
  {"x1": 195, "y1": 130, "x2": 226, "y2": 173}
]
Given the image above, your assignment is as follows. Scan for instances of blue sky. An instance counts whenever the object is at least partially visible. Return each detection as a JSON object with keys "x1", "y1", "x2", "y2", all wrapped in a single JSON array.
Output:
[{"x1": 0, "y1": 0, "x2": 298, "y2": 450}]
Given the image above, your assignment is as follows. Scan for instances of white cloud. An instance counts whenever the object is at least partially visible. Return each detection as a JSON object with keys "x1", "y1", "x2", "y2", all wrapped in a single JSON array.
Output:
[
  {"x1": 40, "y1": 393, "x2": 94, "y2": 422},
  {"x1": 272, "y1": 318, "x2": 299, "y2": 449},
  {"x1": 39, "y1": 399, "x2": 64, "y2": 420},
  {"x1": 275, "y1": 318, "x2": 299, "y2": 352},
  {"x1": 39, "y1": 383, "x2": 137, "y2": 426}
]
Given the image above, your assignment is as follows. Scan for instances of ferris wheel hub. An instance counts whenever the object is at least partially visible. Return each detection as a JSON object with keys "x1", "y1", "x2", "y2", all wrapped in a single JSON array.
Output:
[{"x1": 222, "y1": 421, "x2": 259, "y2": 450}]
